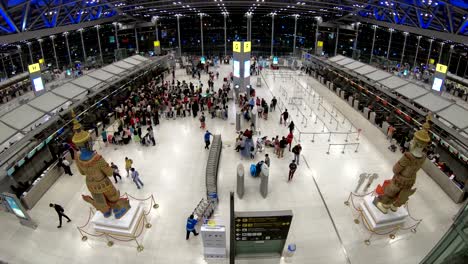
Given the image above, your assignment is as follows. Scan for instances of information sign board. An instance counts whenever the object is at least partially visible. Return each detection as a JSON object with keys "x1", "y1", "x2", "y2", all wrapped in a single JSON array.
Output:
[
  {"x1": 233, "y1": 41, "x2": 241, "y2": 53},
  {"x1": 243, "y1": 41, "x2": 251, "y2": 53}
]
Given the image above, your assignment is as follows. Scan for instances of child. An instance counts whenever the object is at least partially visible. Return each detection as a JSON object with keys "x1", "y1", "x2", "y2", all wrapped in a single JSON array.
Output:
[{"x1": 200, "y1": 113, "x2": 206, "y2": 129}]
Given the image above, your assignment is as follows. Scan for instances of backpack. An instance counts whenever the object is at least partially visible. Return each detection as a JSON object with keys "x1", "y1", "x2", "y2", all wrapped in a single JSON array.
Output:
[{"x1": 56, "y1": 205, "x2": 64, "y2": 213}]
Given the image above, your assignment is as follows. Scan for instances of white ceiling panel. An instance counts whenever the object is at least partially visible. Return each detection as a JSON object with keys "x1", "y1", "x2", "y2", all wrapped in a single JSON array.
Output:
[
  {"x1": 336, "y1": 58, "x2": 354, "y2": 66},
  {"x1": 354, "y1": 65, "x2": 378, "y2": 75},
  {"x1": 344, "y1": 61, "x2": 365, "y2": 70},
  {"x1": 378, "y1": 76, "x2": 408, "y2": 89},
  {"x1": 0, "y1": 122, "x2": 18, "y2": 144},
  {"x1": 414, "y1": 93, "x2": 453, "y2": 112},
  {"x1": 87, "y1": 69, "x2": 115, "y2": 81},
  {"x1": 114, "y1": 61, "x2": 135, "y2": 69},
  {"x1": 102, "y1": 64, "x2": 126, "y2": 75},
  {"x1": 395, "y1": 83, "x2": 429, "y2": 99},
  {"x1": 132, "y1": 55, "x2": 149, "y2": 61},
  {"x1": 28, "y1": 92, "x2": 68, "y2": 112},
  {"x1": 72, "y1": 75, "x2": 102, "y2": 89},
  {"x1": 329, "y1": 55, "x2": 346, "y2": 62},
  {"x1": 52, "y1": 82, "x2": 87, "y2": 99},
  {"x1": 438, "y1": 105, "x2": 468, "y2": 129},
  {"x1": 0, "y1": 104, "x2": 44, "y2": 130},
  {"x1": 367, "y1": 70, "x2": 393, "y2": 81},
  {"x1": 123, "y1": 57, "x2": 143, "y2": 65}
]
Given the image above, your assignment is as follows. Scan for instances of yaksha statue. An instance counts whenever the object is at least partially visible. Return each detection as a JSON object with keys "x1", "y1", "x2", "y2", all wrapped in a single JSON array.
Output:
[
  {"x1": 72, "y1": 112, "x2": 131, "y2": 219},
  {"x1": 374, "y1": 116, "x2": 432, "y2": 214}
]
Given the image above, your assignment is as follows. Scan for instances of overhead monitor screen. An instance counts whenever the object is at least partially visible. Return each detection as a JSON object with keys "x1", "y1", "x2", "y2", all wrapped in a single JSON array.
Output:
[
  {"x1": 4, "y1": 196, "x2": 27, "y2": 219},
  {"x1": 7, "y1": 167, "x2": 15, "y2": 176},
  {"x1": 32, "y1": 77, "x2": 45, "y2": 93},
  {"x1": 273, "y1": 57, "x2": 278, "y2": 65},
  {"x1": 233, "y1": 60, "x2": 240, "y2": 78},
  {"x1": 432, "y1": 77, "x2": 443, "y2": 92},
  {"x1": 201, "y1": 56, "x2": 206, "y2": 64},
  {"x1": 17, "y1": 159, "x2": 25, "y2": 167},
  {"x1": 244, "y1": 60, "x2": 251, "y2": 78}
]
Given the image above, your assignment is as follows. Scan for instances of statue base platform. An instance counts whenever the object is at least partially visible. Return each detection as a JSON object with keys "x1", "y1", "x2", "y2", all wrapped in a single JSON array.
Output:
[
  {"x1": 360, "y1": 196, "x2": 408, "y2": 231},
  {"x1": 91, "y1": 201, "x2": 144, "y2": 237}
]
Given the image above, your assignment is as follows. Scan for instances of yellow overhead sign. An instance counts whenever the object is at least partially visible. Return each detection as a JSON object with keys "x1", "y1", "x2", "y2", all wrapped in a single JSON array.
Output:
[
  {"x1": 233, "y1": 41, "x2": 241, "y2": 53},
  {"x1": 38, "y1": 58, "x2": 45, "y2": 64},
  {"x1": 153, "y1": 40, "x2": 160, "y2": 47},
  {"x1": 429, "y1": 58, "x2": 435, "y2": 65},
  {"x1": 435, "y1": 63, "x2": 448, "y2": 74},
  {"x1": 28, "y1": 63, "x2": 40, "y2": 74},
  {"x1": 243, "y1": 41, "x2": 251, "y2": 53},
  {"x1": 317, "y1": 41, "x2": 323, "y2": 47}
]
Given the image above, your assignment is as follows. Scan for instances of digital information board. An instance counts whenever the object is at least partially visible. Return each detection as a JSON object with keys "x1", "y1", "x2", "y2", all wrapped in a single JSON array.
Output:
[
  {"x1": 28, "y1": 63, "x2": 46, "y2": 96},
  {"x1": 1, "y1": 192, "x2": 37, "y2": 229},
  {"x1": 234, "y1": 210, "x2": 293, "y2": 257},
  {"x1": 432, "y1": 63, "x2": 448, "y2": 93},
  {"x1": 234, "y1": 60, "x2": 240, "y2": 78}
]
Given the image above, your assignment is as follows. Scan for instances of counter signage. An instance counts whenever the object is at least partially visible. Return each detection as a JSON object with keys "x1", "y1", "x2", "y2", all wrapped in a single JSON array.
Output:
[
  {"x1": 233, "y1": 41, "x2": 241, "y2": 53},
  {"x1": 234, "y1": 215, "x2": 292, "y2": 241},
  {"x1": 243, "y1": 41, "x2": 251, "y2": 53}
]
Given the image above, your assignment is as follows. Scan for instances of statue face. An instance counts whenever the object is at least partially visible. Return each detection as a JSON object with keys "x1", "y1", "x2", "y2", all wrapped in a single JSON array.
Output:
[{"x1": 409, "y1": 140, "x2": 426, "y2": 158}]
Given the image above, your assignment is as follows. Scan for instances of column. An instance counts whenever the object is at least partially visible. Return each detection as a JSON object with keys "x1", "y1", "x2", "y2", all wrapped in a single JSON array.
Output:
[
  {"x1": 64, "y1": 32, "x2": 72, "y2": 66},
  {"x1": 17, "y1": 45, "x2": 25, "y2": 73},
  {"x1": 153, "y1": 16, "x2": 159, "y2": 41},
  {"x1": 370, "y1": 25, "x2": 377, "y2": 62},
  {"x1": 352, "y1": 22, "x2": 360, "y2": 58},
  {"x1": 334, "y1": 27, "x2": 339, "y2": 56},
  {"x1": 113, "y1": 22, "x2": 120, "y2": 49},
  {"x1": 176, "y1": 15, "x2": 182, "y2": 57},
  {"x1": 50, "y1": 35, "x2": 59, "y2": 69},
  {"x1": 134, "y1": 26, "x2": 139, "y2": 53},
  {"x1": 314, "y1": 22, "x2": 319, "y2": 55},
  {"x1": 200, "y1": 13, "x2": 204, "y2": 56},
  {"x1": 447, "y1": 45, "x2": 454, "y2": 67},
  {"x1": 270, "y1": 13, "x2": 275, "y2": 57},
  {"x1": 224, "y1": 13, "x2": 227, "y2": 57},
  {"x1": 292, "y1": 14, "x2": 298, "y2": 57},
  {"x1": 427, "y1": 39, "x2": 434, "y2": 65},
  {"x1": 26, "y1": 42, "x2": 33, "y2": 64},
  {"x1": 1, "y1": 55, "x2": 6, "y2": 77},
  {"x1": 246, "y1": 13, "x2": 252, "y2": 41},
  {"x1": 79, "y1": 29, "x2": 87, "y2": 63},
  {"x1": 400, "y1": 32, "x2": 409, "y2": 65},
  {"x1": 413, "y1": 36, "x2": 421, "y2": 67},
  {"x1": 386, "y1": 28, "x2": 394, "y2": 60},
  {"x1": 455, "y1": 54, "x2": 462, "y2": 75},
  {"x1": 96, "y1": 25, "x2": 103, "y2": 64},
  {"x1": 438, "y1": 42, "x2": 445, "y2": 64},
  {"x1": 38, "y1": 38, "x2": 45, "y2": 63}
]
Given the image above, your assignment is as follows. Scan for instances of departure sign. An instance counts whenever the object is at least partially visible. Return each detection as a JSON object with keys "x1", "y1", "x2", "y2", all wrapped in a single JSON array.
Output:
[
  {"x1": 233, "y1": 41, "x2": 241, "y2": 53},
  {"x1": 435, "y1": 63, "x2": 448, "y2": 74},
  {"x1": 234, "y1": 215, "x2": 292, "y2": 241},
  {"x1": 317, "y1": 41, "x2": 323, "y2": 47},
  {"x1": 243, "y1": 41, "x2": 251, "y2": 53},
  {"x1": 28, "y1": 63, "x2": 40, "y2": 74},
  {"x1": 153, "y1": 40, "x2": 160, "y2": 47}
]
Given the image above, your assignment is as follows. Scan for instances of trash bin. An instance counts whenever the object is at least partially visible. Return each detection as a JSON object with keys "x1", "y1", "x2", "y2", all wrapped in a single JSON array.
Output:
[{"x1": 284, "y1": 243, "x2": 296, "y2": 262}]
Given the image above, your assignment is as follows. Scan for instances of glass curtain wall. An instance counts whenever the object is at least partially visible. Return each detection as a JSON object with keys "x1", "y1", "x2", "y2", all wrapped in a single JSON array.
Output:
[{"x1": 159, "y1": 17, "x2": 178, "y2": 52}]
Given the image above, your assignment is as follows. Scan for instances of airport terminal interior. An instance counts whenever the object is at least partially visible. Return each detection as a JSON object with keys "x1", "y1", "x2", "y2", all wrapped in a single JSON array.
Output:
[{"x1": 0, "y1": 1, "x2": 467, "y2": 263}]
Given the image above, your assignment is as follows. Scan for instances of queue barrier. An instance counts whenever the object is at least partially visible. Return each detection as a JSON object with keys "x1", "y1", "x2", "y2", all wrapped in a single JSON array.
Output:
[{"x1": 326, "y1": 143, "x2": 360, "y2": 154}]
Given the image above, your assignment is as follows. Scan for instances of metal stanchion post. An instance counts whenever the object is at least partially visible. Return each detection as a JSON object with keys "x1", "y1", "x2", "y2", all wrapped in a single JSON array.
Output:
[
  {"x1": 342, "y1": 144, "x2": 346, "y2": 154},
  {"x1": 345, "y1": 133, "x2": 349, "y2": 142},
  {"x1": 312, "y1": 133, "x2": 315, "y2": 143},
  {"x1": 314, "y1": 115, "x2": 318, "y2": 124},
  {"x1": 349, "y1": 122, "x2": 353, "y2": 132},
  {"x1": 355, "y1": 143, "x2": 359, "y2": 152},
  {"x1": 342, "y1": 116, "x2": 346, "y2": 124},
  {"x1": 329, "y1": 115, "x2": 333, "y2": 124},
  {"x1": 326, "y1": 144, "x2": 331, "y2": 154},
  {"x1": 335, "y1": 121, "x2": 339, "y2": 131},
  {"x1": 356, "y1": 129, "x2": 361, "y2": 141},
  {"x1": 328, "y1": 132, "x2": 332, "y2": 142},
  {"x1": 322, "y1": 123, "x2": 325, "y2": 132}
]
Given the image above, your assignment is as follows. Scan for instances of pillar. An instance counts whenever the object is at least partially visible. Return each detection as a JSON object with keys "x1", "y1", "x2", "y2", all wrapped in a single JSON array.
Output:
[
  {"x1": 17, "y1": 45, "x2": 25, "y2": 72},
  {"x1": 79, "y1": 29, "x2": 87, "y2": 63},
  {"x1": 455, "y1": 54, "x2": 462, "y2": 75},
  {"x1": 64, "y1": 32, "x2": 72, "y2": 66},
  {"x1": 200, "y1": 13, "x2": 204, "y2": 56},
  {"x1": 113, "y1": 22, "x2": 120, "y2": 49},
  {"x1": 352, "y1": 22, "x2": 359, "y2": 58},
  {"x1": 176, "y1": 15, "x2": 182, "y2": 57},
  {"x1": 427, "y1": 39, "x2": 434, "y2": 65},
  {"x1": 246, "y1": 13, "x2": 252, "y2": 41},
  {"x1": 1, "y1": 55, "x2": 6, "y2": 77},
  {"x1": 370, "y1": 25, "x2": 377, "y2": 62},
  {"x1": 50, "y1": 35, "x2": 59, "y2": 69},
  {"x1": 413, "y1": 36, "x2": 421, "y2": 67},
  {"x1": 314, "y1": 22, "x2": 319, "y2": 55},
  {"x1": 386, "y1": 28, "x2": 394, "y2": 60},
  {"x1": 270, "y1": 14, "x2": 275, "y2": 57},
  {"x1": 26, "y1": 42, "x2": 33, "y2": 64},
  {"x1": 96, "y1": 25, "x2": 103, "y2": 64},
  {"x1": 438, "y1": 42, "x2": 445, "y2": 64},
  {"x1": 224, "y1": 14, "x2": 227, "y2": 57},
  {"x1": 292, "y1": 15, "x2": 298, "y2": 57},
  {"x1": 447, "y1": 45, "x2": 454, "y2": 68},
  {"x1": 154, "y1": 17, "x2": 159, "y2": 41},
  {"x1": 134, "y1": 26, "x2": 139, "y2": 53},
  {"x1": 400, "y1": 32, "x2": 408, "y2": 65},
  {"x1": 334, "y1": 27, "x2": 339, "y2": 56}
]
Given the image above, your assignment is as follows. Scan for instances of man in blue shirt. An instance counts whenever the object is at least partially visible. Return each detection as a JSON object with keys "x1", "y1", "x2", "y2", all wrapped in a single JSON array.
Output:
[
  {"x1": 186, "y1": 214, "x2": 199, "y2": 240},
  {"x1": 204, "y1": 130, "x2": 213, "y2": 149}
]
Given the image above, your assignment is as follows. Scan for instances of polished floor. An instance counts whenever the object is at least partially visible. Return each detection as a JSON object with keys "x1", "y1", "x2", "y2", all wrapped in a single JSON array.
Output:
[{"x1": 0, "y1": 63, "x2": 460, "y2": 264}]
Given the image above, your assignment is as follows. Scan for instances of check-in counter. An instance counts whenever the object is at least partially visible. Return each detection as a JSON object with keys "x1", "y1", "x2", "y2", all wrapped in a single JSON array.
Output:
[
  {"x1": 353, "y1": 99, "x2": 359, "y2": 110},
  {"x1": 422, "y1": 159, "x2": 465, "y2": 203},
  {"x1": 348, "y1": 96, "x2": 353, "y2": 106},
  {"x1": 363, "y1": 107, "x2": 370, "y2": 119},
  {"x1": 370, "y1": 111, "x2": 376, "y2": 124},
  {"x1": 381, "y1": 121, "x2": 390, "y2": 135},
  {"x1": 20, "y1": 152, "x2": 73, "y2": 209},
  {"x1": 336, "y1": 87, "x2": 341, "y2": 96}
]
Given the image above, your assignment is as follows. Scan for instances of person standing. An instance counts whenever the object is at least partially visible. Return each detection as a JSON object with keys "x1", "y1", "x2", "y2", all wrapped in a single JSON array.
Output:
[
  {"x1": 101, "y1": 130, "x2": 108, "y2": 146},
  {"x1": 279, "y1": 136, "x2": 287, "y2": 158},
  {"x1": 110, "y1": 162, "x2": 122, "y2": 183},
  {"x1": 50, "y1": 203, "x2": 71, "y2": 228},
  {"x1": 204, "y1": 130, "x2": 213, "y2": 149},
  {"x1": 288, "y1": 121, "x2": 295, "y2": 133},
  {"x1": 125, "y1": 157, "x2": 133, "y2": 177},
  {"x1": 292, "y1": 144, "x2": 302, "y2": 165},
  {"x1": 265, "y1": 154, "x2": 270, "y2": 167},
  {"x1": 131, "y1": 168, "x2": 144, "y2": 189},
  {"x1": 59, "y1": 157, "x2": 73, "y2": 176},
  {"x1": 200, "y1": 112, "x2": 206, "y2": 129},
  {"x1": 287, "y1": 132, "x2": 294, "y2": 151},
  {"x1": 288, "y1": 160, "x2": 297, "y2": 182},
  {"x1": 282, "y1": 109, "x2": 289, "y2": 126},
  {"x1": 271, "y1": 97, "x2": 277, "y2": 111},
  {"x1": 186, "y1": 214, "x2": 199, "y2": 240}
]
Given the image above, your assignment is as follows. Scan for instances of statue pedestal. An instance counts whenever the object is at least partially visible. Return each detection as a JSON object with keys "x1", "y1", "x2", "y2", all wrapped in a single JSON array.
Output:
[
  {"x1": 360, "y1": 196, "x2": 408, "y2": 231},
  {"x1": 91, "y1": 201, "x2": 144, "y2": 236}
]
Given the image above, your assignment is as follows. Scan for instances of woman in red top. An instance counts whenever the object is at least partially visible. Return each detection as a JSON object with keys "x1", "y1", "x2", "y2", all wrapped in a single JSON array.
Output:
[{"x1": 287, "y1": 132, "x2": 294, "y2": 151}]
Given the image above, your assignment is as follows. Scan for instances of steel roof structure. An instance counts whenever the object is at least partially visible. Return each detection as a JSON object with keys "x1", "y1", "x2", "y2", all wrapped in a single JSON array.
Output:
[{"x1": 0, "y1": 1, "x2": 467, "y2": 45}]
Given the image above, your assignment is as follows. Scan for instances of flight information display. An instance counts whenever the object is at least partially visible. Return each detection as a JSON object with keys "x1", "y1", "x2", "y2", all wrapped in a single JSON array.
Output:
[{"x1": 234, "y1": 60, "x2": 240, "y2": 78}]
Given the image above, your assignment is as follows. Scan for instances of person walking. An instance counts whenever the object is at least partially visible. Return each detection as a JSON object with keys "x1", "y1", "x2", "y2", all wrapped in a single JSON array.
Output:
[
  {"x1": 292, "y1": 144, "x2": 302, "y2": 165},
  {"x1": 125, "y1": 157, "x2": 133, "y2": 177},
  {"x1": 204, "y1": 130, "x2": 213, "y2": 149},
  {"x1": 287, "y1": 132, "x2": 294, "y2": 151},
  {"x1": 186, "y1": 214, "x2": 199, "y2": 240},
  {"x1": 59, "y1": 157, "x2": 73, "y2": 176},
  {"x1": 131, "y1": 168, "x2": 144, "y2": 189},
  {"x1": 288, "y1": 121, "x2": 295, "y2": 133},
  {"x1": 274, "y1": 136, "x2": 280, "y2": 157},
  {"x1": 282, "y1": 109, "x2": 289, "y2": 126},
  {"x1": 271, "y1": 97, "x2": 277, "y2": 111},
  {"x1": 200, "y1": 112, "x2": 206, "y2": 129},
  {"x1": 279, "y1": 136, "x2": 287, "y2": 158},
  {"x1": 110, "y1": 162, "x2": 122, "y2": 183},
  {"x1": 50, "y1": 203, "x2": 71, "y2": 228},
  {"x1": 147, "y1": 126, "x2": 156, "y2": 146},
  {"x1": 265, "y1": 154, "x2": 270, "y2": 167},
  {"x1": 288, "y1": 160, "x2": 297, "y2": 182}
]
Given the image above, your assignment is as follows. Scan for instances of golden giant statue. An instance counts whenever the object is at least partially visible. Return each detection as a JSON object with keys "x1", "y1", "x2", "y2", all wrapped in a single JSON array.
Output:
[
  {"x1": 374, "y1": 116, "x2": 431, "y2": 214},
  {"x1": 72, "y1": 113, "x2": 131, "y2": 219}
]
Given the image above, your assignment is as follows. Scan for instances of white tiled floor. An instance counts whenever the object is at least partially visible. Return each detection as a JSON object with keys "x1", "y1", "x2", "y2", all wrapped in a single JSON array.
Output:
[{"x1": 0, "y1": 64, "x2": 461, "y2": 264}]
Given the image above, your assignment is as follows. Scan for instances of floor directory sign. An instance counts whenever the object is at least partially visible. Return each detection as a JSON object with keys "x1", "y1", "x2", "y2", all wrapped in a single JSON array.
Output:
[
  {"x1": 1, "y1": 192, "x2": 37, "y2": 229},
  {"x1": 28, "y1": 63, "x2": 46, "y2": 96},
  {"x1": 234, "y1": 210, "x2": 293, "y2": 258},
  {"x1": 432, "y1": 63, "x2": 448, "y2": 93}
]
